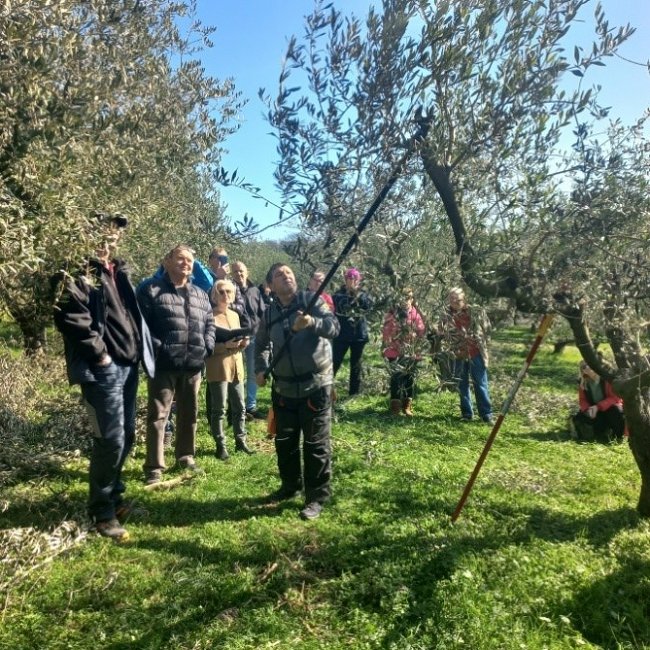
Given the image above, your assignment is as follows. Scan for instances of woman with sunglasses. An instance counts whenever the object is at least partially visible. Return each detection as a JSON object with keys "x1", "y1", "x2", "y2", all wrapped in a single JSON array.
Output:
[{"x1": 205, "y1": 280, "x2": 255, "y2": 459}]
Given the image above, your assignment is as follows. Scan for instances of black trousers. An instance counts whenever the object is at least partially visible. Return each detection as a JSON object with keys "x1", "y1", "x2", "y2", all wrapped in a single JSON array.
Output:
[
  {"x1": 332, "y1": 340, "x2": 367, "y2": 395},
  {"x1": 573, "y1": 406, "x2": 625, "y2": 442},
  {"x1": 272, "y1": 386, "x2": 332, "y2": 504},
  {"x1": 389, "y1": 358, "x2": 416, "y2": 400}
]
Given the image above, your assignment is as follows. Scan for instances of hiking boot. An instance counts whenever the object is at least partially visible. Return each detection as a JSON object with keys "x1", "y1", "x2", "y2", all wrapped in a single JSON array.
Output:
[
  {"x1": 115, "y1": 501, "x2": 133, "y2": 523},
  {"x1": 402, "y1": 398, "x2": 414, "y2": 417},
  {"x1": 235, "y1": 442, "x2": 256, "y2": 455},
  {"x1": 299, "y1": 502, "x2": 323, "y2": 521},
  {"x1": 178, "y1": 458, "x2": 204, "y2": 474},
  {"x1": 144, "y1": 470, "x2": 162, "y2": 486},
  {"x1": 95, "y1": 518, "x2": 129, "y2": 542},
  {"x1": 267, "y1": 487, "x2": 302, "y2": 503},
  {"x1": 215, "y1": 444, "x2": 230, "y2": 461},
  {"x1": 482, "y1": 415, "x2": 494, "y2": 424}
]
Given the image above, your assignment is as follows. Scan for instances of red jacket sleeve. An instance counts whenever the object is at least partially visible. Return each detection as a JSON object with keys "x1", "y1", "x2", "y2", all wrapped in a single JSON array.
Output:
[{"x1": 597, "y1": 381, "x2": 623, "y2": 412}]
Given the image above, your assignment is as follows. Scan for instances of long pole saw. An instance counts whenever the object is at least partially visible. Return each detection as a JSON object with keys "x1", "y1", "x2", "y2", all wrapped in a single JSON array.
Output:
[
  {"x1": 451, "y1": 313, "x2": 555, "y2": 522},
  {"x1": 264, "y1": 117, "x2": 431, "y2": 379}
]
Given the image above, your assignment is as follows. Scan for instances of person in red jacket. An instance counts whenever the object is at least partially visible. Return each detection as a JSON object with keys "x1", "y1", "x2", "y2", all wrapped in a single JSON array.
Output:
[
  {"x1": 308, "y1": 270, "x2": 334, "y2": 312},
  {"x1": 572, "y1": 361, "x2": 625, "y2": 442},
  {"x1": 382, "y1": 288, "x2": 426, "y2": 416}
]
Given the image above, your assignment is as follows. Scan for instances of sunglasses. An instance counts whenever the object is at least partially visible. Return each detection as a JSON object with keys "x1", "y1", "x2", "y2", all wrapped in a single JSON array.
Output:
[
  {"x1": 218, "y1": 289, "x2": 234, "y2": 295},
  {"x1": 210, "y1": 253, "x2": 229, "y2": 264}
]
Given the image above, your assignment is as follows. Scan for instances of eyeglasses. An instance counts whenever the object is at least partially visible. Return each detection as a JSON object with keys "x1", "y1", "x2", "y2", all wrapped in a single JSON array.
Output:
[
  {"x1": 210, "y1": 254, "x2": 229, "y2": 265},
  {"x1": 218, "y1": 289, "x2": 234, "y2": 295}
]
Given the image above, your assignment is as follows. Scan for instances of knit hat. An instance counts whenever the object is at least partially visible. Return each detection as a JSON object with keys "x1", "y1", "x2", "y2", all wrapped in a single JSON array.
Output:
[{"x1": 344, "y1": 267, "x2": 361, "y2": 280}]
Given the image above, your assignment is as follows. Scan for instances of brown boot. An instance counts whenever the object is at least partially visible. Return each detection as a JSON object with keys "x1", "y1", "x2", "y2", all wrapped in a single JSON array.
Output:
[
  {"x1": 390, "y1": 399, "x2": 402, "y2": 416},
  {"x1": 402, "y1": 398, "x2": 414, "y2": 417}
]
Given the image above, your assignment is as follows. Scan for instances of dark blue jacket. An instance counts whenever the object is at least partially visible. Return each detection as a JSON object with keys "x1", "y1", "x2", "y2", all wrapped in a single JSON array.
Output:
[
  {"x1": 137, "y1": 273, "x2": 216, "y2": 372},
  {"x1": 332, "y1": 287, "x2": 372, "y2": 343},
  {"x1": 239, "y1": 280, "x2": 266, "y2": 335}
]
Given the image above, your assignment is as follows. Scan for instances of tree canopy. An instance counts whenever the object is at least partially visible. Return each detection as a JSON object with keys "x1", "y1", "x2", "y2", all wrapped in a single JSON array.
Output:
[
  {"x1": 266, "y1": 0, "x2": 650, "y2": 513},
  {"x1": 0, "y1": 0, "x2": 241, "y2": 349}
]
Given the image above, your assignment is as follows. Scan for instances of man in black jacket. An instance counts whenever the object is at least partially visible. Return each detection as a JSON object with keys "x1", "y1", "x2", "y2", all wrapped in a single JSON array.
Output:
[
  {"x1": 137, "y1": 245, "x2": 216, "y2": 485},
  {"x1": 231, "y1": 260, "x2": 266, "y2": 420},
  {"x1": 255, "y1": 263, "x2": 339, "y2": 520},
  {"x1": 54, "y1": 212, "x2": 155, "y2": 541}
]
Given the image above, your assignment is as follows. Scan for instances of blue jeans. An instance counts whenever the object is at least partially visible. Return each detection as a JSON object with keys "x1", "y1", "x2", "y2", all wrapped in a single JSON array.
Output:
[
  {"x1": 244, "y1": 336, "x2": 258, "y2": 412},
  {"x1": 80, "y1": 362, "x2": 138, "y2": 522},
  {"x1": 452, "y1": 355, "x2": 493, "y2": 420}
]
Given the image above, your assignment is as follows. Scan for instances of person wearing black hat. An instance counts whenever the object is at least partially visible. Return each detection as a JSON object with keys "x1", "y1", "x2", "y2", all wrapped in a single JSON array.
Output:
[{"x1": 53, "y1": 212, "x2": 155, "y2": 542}]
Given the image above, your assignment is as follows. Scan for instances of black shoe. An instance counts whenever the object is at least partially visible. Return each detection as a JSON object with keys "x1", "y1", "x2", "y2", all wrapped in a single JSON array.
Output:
[
  {"x1": 215, "y1": 446, "x2": 230, "y2": 461},
  {"x1": 235, "y1": 442, "x2": 256, "y2": 455},
  {"x1": 299, "y1": 502, "x2": 323, "y2": 521},
  {"x1": 267, "y1": 487, "x2": 302, "y2": 503},
  {"x1": 461, "y1": 415, "x2": 473, "y2": 422},
  {"x1": 481, "y1": 415, "x2": 494, "y2": 424},
  {"x1": 246, "y1": 409, "x2": 266, "y2": 421}
]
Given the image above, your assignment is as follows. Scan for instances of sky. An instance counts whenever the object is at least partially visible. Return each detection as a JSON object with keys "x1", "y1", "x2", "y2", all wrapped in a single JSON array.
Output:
[{"x1": 195, "y1": 0, "x2": 649, "y2": 238}]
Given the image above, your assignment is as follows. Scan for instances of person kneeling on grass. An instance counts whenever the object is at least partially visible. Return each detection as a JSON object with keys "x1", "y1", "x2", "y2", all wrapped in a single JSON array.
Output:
[
  {"x1": 255, "y1": 263, "x2": 340, "y2": 521},
  {"x1": 206, "y1": 279, "x2": 255, "y2": 459},
  {"x1": 572, "y1": 361, "x2": 626, "y2": 443}
]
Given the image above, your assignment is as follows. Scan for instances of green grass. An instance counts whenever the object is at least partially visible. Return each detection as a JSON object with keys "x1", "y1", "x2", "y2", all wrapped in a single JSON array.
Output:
[{"x1": 1, "y1": 327, "x2": 649, "y2": 649}]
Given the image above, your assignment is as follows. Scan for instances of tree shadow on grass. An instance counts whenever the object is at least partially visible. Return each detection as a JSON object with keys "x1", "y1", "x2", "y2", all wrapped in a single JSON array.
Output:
[
  {"x1": 0, "y1": 471, "x2": 87, "y2": 530},
  {"x1": 140, "y1": 492, "x2": 306, "y2": 527},
  {"x1": 562, "y1": 555, "x2": 650, "y2": 648},
  {"x1": 6, "y1": 453, "x2": 637, "y2": 650},
  {"x1": 115, "y1": 483, "x2": 645, "y2": 650}
]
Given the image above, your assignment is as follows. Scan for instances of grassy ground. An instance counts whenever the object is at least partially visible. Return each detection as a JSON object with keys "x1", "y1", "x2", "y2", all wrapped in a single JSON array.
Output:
[{"x1": 1, "y1": 326, "x2": 649, "y2": 649}]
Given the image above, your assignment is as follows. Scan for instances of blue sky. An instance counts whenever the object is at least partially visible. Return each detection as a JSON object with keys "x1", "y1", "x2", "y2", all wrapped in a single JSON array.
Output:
[{"x1": 196, "y1": 0, "x2": 649, "y2": 238}]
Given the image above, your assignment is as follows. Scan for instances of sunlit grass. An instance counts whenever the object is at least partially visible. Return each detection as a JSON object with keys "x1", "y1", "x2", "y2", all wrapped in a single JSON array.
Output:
[{"x1": 1, "y1": 328, "x2": 648, "y2": 649}]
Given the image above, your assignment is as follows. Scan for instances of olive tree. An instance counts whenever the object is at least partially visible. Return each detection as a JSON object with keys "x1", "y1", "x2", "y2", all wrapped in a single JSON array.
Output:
[
  {"x1": 267, "y1": 0, "x2": 650, "y2": 514},
  {"x1": 0, "y1": 0, "x2": 241, "y2": 350}
]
